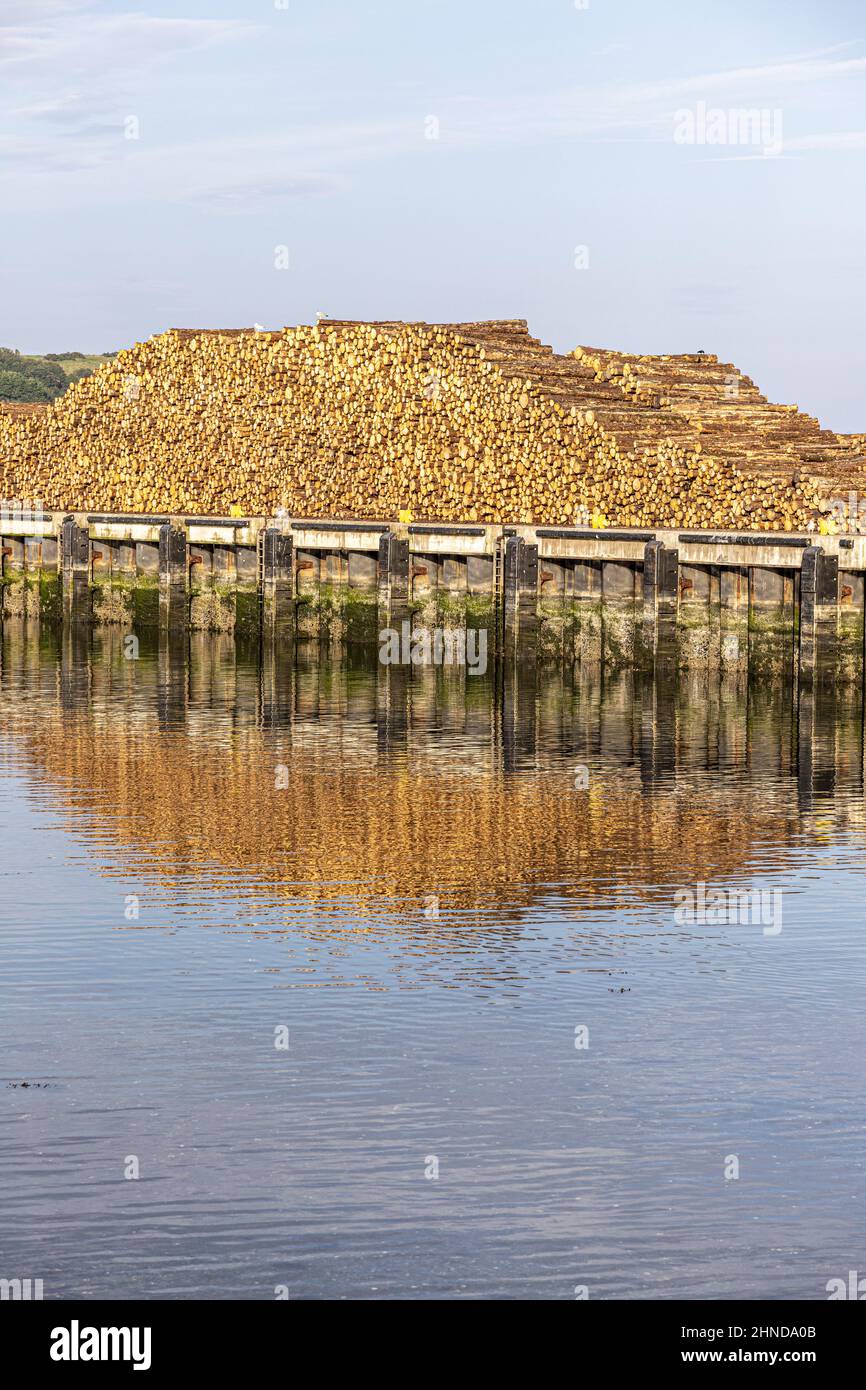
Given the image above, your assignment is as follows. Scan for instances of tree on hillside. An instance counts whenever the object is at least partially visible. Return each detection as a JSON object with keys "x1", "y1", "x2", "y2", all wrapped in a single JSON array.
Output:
[
  {"x1": 0, "y1": 347, "x2": 107, "y2": 402},
  {"x1": 0, "y1": 370, "x2": 54, "y2": 403},
  {"x1": 23, "y1": 359, "x2": 66, "y2": 391}
]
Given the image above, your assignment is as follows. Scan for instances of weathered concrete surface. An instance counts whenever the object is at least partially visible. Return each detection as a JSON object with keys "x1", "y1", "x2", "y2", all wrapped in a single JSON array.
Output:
[
  {"x1": 601, "y1": 560, "x2": 638, "y2": 669},
  {"x1": 3, "y1": 512, "x2": 866, "y2": 686},
  {"x1": 748, "y1": 566, "x2": 795, "y2": 679}
]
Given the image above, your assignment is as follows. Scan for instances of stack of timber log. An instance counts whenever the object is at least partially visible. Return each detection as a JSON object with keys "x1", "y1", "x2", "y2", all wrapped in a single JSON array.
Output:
[
  {"x1": 0, "y1": 320, "x2": 862, "y2": 529},
  {"x1": 0, "y1": 402, "x2": 50, "y2": 423}
]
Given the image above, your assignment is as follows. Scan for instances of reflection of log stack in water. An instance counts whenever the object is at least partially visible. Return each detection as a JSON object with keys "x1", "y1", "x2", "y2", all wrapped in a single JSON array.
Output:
[
  {"x1": 1, "y1": 322, "x2": 864, "y2": 530},
  {"x1": 1, "y1": 630, "x2": 863, "y2": 939}
]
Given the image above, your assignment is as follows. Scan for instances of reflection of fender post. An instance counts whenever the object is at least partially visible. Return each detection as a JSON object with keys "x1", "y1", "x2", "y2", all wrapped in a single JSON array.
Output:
[
  {"x1": 158, "y1": 519, "x2": 188, "y2": 632},
  {"x1": 61, "y1": 514, "x2": 91, "y2": 625},
  {"x1": 262, "y1": 527, "x2": 295, "y2": 643}
]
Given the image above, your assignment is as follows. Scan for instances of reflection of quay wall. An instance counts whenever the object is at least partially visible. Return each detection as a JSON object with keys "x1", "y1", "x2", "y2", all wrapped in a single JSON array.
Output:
[
  {"x1": 2, "y1": 628, "x2": 865, "y2": 926},
  {"x1": 1, "y1": 512, "x2": 864, "y2": 684}
]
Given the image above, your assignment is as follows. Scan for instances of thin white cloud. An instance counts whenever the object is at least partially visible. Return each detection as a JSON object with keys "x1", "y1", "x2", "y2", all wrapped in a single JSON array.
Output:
[
  {"x1": 695, "y1": 152, "x2": 797, "y2": 163},
  {"x1": 0, "y1": 9, "x2": 257, "y2": 76},
  {"x1": 188, "y1": 173, "x2": 345, "y2": 212},
  {"x1": 0, "y1": 0, "x2": 90, "y2": 24},
  {"x1": 624, "y1": 52, "x2": 866, "y2": 105},
  {"x1": 787, "y1": 131, "x2": 866, "y2": 151},
  {"x1": 1, "y1": 29, "x2": 864, "y2": 213},
  {"x1": 0, "y1": 4, "x2": 261, "y2": 189}
]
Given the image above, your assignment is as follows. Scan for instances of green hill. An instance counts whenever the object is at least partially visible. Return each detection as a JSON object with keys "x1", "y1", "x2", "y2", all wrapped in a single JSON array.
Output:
[{"x1": 0, "y1": 348, "x2": 116, "y2": 404}]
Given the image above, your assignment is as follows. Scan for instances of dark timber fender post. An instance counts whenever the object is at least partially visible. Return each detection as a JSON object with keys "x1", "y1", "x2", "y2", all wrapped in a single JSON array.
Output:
[
  {"x1": 262, "y1": 527, "x2": 294, "y2": 642},
  {"x1": 377, "y1": 531, "x2": 410, "y2": 631},
  {"x1": 799, "y1": 546, "x2": 838, "y2": 683},
  {"x1": 641, "y1": 540, "x2": 678, "y2": 669},
  {"x1": 158, "y1": 519, "x2": 188, "y2": 632},
  {"x1": 502, "y1": 536, "x2": 539, "y2": 658},
  {"x1": 61, "y1": 514, "x2": 91, "y2": 624}
]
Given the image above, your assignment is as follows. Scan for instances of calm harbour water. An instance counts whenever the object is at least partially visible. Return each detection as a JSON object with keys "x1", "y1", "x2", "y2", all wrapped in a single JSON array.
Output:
[{"x1": 2, "y1": 625, "x2": 866, "y2": 1301}]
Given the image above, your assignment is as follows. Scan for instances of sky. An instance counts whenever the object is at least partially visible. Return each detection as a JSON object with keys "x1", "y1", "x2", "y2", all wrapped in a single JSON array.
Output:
[{"x1": 1, "y1": 0, "x2": 865, "y2": 429}]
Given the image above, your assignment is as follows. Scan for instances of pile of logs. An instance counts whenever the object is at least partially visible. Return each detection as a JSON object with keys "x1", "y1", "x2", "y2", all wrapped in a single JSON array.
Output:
[
  {"x1": 0, "y1": 320, "x2": 860, "y2": 529},
  {"x1": 0, "y1": 402, "x2": 49, "y2": 422}
]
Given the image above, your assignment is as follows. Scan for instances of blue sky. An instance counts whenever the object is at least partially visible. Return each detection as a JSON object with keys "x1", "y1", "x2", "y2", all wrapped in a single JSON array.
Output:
[{"x1": 1, "y1": 0, "x2": 865, "y2": 429}]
